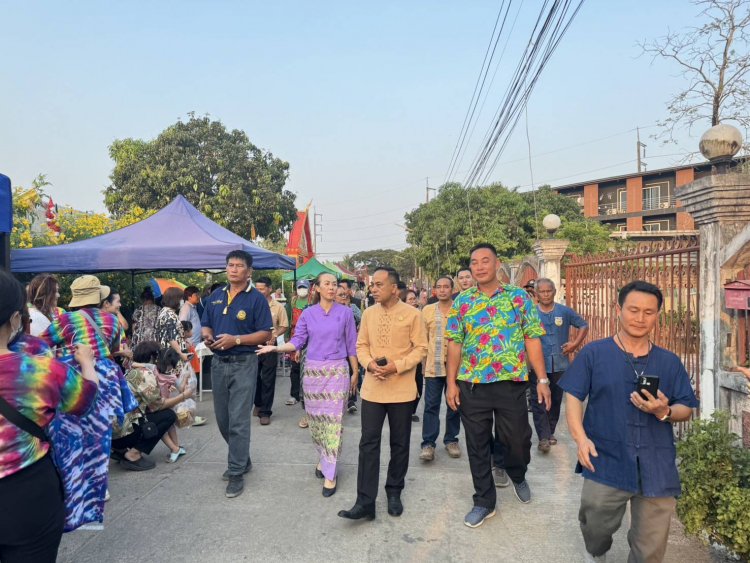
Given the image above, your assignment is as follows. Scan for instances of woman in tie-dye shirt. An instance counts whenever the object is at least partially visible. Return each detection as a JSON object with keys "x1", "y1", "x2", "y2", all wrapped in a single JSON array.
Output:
[{"x1": 0, "y1": 272, "x2": 98, "y2": 563}]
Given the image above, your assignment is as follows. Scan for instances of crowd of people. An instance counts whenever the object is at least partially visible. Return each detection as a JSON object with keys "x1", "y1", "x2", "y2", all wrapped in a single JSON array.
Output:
[{"x1": 0, "y1": 242, "x2": 733, "y2": 562}]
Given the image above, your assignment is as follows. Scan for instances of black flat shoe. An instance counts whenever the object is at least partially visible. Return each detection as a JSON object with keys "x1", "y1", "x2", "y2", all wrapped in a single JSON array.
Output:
[
  {"x1": 338, "y1": 504, "x2": 375, "y2": 520},
  {"x1": 315, "y1": 467, "x2": 324, "y2": 479},
  {"x1": 387, "y1": 495, "x2": 403, "y2": 516},
  {"x1": 322, "y1": 484, "x2": 337, "y2": 497}
]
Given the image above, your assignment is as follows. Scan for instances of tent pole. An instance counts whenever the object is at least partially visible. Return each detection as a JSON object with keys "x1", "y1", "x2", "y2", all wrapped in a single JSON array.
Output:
[{"x1": 130, "y1": 271, "x2": 136, "y2": 309}]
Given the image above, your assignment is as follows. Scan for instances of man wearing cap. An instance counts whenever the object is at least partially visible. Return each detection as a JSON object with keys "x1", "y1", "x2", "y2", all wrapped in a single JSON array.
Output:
[
  {"x1": 284, "y1": 280, "x2": 311, "y2": 422},
  {"x1": 201, "y1": 251, "x2": 273, "y2": 498}
]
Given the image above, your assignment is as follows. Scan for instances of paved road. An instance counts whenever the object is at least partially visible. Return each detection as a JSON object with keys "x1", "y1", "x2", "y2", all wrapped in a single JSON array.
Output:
[{"x1": 59, "y1": 375, "x2": 715, "y2": 562}]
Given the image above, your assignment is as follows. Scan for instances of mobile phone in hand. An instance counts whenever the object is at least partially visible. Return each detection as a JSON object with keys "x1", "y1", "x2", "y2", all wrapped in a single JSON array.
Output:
[
  {"x1": 637, "y1": 375, "x2": 659, "y2": 400},
  {"x1": 375, "y1": 357, "x2": 388, "y2": 367}
]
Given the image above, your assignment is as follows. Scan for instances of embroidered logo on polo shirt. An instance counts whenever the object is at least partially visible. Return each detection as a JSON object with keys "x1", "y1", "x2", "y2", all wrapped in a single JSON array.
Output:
[
  {"x1": 554, "y1": 316, "x2": 563, "y2": 326},
  {"x1": 237, "y1": 310, "x2": 247, "y2": 320}
]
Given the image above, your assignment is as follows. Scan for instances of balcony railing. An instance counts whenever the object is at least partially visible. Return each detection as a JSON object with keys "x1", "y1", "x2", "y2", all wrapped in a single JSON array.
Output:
[
  {"x1": 642, "y1": 194, "x2": 676, "y2": 211},
  {"x1": 598, "y1": 202, "x2": 627, "y2": 215}
]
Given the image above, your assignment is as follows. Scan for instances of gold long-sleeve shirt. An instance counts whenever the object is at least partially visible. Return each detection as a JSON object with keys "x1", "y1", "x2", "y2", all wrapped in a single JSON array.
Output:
[{"x1": 357, "y1": 300, "x2": 428, "y2": 403}]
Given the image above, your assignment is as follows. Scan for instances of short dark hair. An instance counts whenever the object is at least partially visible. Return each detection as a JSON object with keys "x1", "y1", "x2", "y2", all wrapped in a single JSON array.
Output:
[
  {"x1": 181, "y1": 320, "x2": 193, "y2": 333},
  {"x1": 255, "y1": 276, "x2": 272, "y2": 287},
  {"x1": 210, "y1": 282, "x2": 224, "y2": 292},
  {"x1": 133, "y1": 340, "x2": 160, "y2": 363},
  {"x1": 156, "y1": 348, "x2": 181, "y2": 373},
  {"x1": 0, "y1": 271, "x2": 26, "y2": 327},
  {"x1": 141, "y1": 286, "x2": 155, "y2": 302},
  {"x1": 162, "y1": 287, "x2": 183, "y2": 311},
  {"x1": 435, "y1": 275, "x2": 453, "y2": 286},
  {"x1": 101, "y1": 291, "x2": 119, "y2": 306},
  {"x1": 469, "y1": 242, "x2": 498, "y2": 257},
  {"x1": 184, "y1": 286, "x2": 200, "y2": 299},
  {"x1": 396, "y1": 281, "x2": 407, "y2": 290},
  {"x1": 226, "y1": 250, "x2": 253, "y2": 268},
  {"x1": 618, "y1": 280, "x2": 663, "y2": 310},
  {"x1": 339, "y1": 279, "x2": 353, "y2": 290},
  {"x1": 457, "y1": 268, "x2": 471, "y2": 276},
  {"x1": 374, "y1": 267, "x2": 400, "y2": 285}
]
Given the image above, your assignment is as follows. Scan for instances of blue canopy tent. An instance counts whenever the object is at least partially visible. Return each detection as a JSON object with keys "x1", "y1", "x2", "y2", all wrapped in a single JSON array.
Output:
[{"x1": 11, "y1": 195, "x2": 295, "y2": 273}]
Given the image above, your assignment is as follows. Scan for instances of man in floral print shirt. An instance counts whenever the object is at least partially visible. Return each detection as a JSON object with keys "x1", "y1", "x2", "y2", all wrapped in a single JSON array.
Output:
[{"x1": 446, "y1": 243, "x2": 550, "y2": 528}]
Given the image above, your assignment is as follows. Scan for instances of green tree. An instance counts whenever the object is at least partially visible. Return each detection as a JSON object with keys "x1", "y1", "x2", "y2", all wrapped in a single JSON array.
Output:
[
  {"x1": 557, "y1": 220, "x2": 617, "y2": 256},
  {"x1": 104, "y1": 114, "x2": 297, "y2": 241}
]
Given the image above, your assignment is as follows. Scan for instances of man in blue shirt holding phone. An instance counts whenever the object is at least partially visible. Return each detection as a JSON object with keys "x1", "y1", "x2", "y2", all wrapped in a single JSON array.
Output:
[{"x1": 560, "y1": 280, "x2": 698, "y2": 562}]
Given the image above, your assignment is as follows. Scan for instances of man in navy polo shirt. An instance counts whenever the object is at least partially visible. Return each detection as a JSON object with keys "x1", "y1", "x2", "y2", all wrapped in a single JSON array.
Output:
[
  {"x1": 202, "y1": 250, "x2": 273, "y2": 499},
  {"x1": 560, "y1": 280, "x2": 698, "y2": 562},
  {"x1": 532, "y1": 278, "x2": 588, "y2": 453}
]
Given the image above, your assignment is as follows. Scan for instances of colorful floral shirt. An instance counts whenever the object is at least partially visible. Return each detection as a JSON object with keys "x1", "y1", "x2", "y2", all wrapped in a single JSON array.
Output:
[
  {"x1": 0, "y1": 351, "x2": 97, "y2": 479},
  {"x1": 41, "y1": 308, "x2": 125, "y2": 359},
  {"x1": 155, "y1": 308, "x2": 186, "y2": 352},
  {"x1": 446, "y1": 285, "x2": 545, "y2": 383}
]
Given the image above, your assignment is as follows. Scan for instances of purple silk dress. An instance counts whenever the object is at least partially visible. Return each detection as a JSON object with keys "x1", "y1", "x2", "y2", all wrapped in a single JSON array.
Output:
[{"x1": 290, "y1": 302, "x2": 357, "y2": 480}]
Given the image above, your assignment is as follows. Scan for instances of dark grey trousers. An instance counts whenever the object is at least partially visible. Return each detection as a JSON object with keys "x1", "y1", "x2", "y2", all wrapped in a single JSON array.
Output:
[
  {"x1": 211, "y1": 354, "x2": 258, "y2": 475},
  {"x1": 579, "y1": 478, "x2": 676, "y2": 562}
]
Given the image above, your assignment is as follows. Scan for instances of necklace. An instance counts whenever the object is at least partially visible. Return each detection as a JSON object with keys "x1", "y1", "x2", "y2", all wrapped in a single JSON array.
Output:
[{"x1": 615, "y1": 333, "x2": 652, "y2": 378}]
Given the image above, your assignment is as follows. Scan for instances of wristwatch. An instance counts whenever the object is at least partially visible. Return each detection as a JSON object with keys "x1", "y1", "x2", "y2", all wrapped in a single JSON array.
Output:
[
  {"x1": 658, "y1": 407, "x2": 672, "y2": 422},
  {"x1": 537, "y1": 378, "x2": 550, "y2": 385},
  {"x1": 235, "y1": 336, "x2": 242, "y2": 346}
]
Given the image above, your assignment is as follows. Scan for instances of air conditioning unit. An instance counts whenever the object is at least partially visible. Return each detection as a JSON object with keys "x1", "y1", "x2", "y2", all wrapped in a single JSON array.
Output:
[
  {"x1": 606, "y1": 208, "x2": 617, "y2": 215},
  {"x1": 660, "y1": 201, "x2": 670, "y2": 209}
]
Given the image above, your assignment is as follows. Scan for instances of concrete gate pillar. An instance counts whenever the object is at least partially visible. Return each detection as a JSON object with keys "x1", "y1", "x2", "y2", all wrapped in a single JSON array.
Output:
[
  {"x1": 677, "y1": 169, "x2": 750, "y2": 437},
  {"x1": 533, "y1": 239, "x2": 570, "y2": 303}
]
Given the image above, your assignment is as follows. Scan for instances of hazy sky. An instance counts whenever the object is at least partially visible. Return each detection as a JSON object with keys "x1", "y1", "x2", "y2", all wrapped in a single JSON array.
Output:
[{"x1": 1, "y1": 1, "x2": 719, "y2": 259}]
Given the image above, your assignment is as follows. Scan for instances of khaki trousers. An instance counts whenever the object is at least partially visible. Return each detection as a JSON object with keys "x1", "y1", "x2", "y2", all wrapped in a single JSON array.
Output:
[{"x1": 579, "y1": 478, "x2": 676, "y2": 563}]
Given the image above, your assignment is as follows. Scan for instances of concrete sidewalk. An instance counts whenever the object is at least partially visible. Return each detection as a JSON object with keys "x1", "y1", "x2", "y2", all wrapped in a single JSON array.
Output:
[{"x1": 59, "y1": 377, "x2": 715, "y2": 562}]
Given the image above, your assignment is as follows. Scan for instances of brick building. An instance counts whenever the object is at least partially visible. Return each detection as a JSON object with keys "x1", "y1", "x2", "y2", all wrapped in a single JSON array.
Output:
[{"x1": 552, "y1": 161, "x2": 742, "y2": 238}]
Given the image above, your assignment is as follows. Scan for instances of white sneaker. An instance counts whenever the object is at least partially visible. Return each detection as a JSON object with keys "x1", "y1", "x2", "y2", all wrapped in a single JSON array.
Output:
[
  {"x1": 583, "y1": 551, "x2": 606, "y2": 563},
  {"x1": 104, "y1": 489, "x2": 111, "y2": 502},
  {"x1": 285, "y1": 397, "x2": 298, "y2": 406}
]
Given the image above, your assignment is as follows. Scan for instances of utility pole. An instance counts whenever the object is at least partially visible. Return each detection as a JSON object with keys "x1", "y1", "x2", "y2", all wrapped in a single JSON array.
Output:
[
  {"x1": 313, "y1": 207, "x2": 323, "y2": 253},
  {"x1": 425, "y1": 177, "x2": 436, "y2": 203},
  {"x1": 636, "y1": 127, "x2": 647, "y2": 173}
]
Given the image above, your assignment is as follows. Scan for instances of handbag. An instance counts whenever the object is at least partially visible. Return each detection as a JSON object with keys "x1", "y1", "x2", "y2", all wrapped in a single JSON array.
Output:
[{"x1": 138, "y1": 412, "x2": 159, "y2": 440}]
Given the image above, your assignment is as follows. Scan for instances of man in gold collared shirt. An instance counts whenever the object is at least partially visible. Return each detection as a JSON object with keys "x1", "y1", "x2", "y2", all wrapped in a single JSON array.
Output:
[
  {"x1": 419, "y1": 275, "x2": 462, "y2": 462},
  {"x1": 252, "y1": 276, "x2": 289, "y2": 425},
  {"x1": 338, "y1": 267, "x2": 427, "y2": 521}
]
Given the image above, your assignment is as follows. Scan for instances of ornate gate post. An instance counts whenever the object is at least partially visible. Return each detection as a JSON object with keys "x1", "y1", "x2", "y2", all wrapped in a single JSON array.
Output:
[
  {"x1": 533, "y1": 214, "x2": 569, "y2": 303},
  {"x1": 676, "y1": 124, "x2": 750, "y2": 436}
]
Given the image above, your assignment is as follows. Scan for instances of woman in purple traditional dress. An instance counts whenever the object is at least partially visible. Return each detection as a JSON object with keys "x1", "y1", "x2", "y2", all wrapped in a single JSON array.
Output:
[{"x1": 258, "y1": 272, "x2": 358, "y2": 497}]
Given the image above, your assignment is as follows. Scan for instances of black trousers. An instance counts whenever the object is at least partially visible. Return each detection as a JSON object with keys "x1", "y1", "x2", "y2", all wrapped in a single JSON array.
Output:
[
  {"x1": 459, "y1": 380, "x2": 531, "y2": 509},
  {"x1": 254, "y1": 352, "x2": 278, "y2": 416},
  {"x1": 529, "y1": 370, "x2": 564, "y2": 441},
  {"x1": 411, "y1": 363, "x2": 424, "y2": 415},
  {"x1": 290, "y1": 358, "x2": 302, "y2": 401},
  {"x1": 0, "y1": 455, "x2": 64, "y2": 563},
  {"x1": 111, "y1": 408, "x2": 177, "y2": 455},
  {"x1": 356, "y1": 399, "x2": 413, "y2": 507}
]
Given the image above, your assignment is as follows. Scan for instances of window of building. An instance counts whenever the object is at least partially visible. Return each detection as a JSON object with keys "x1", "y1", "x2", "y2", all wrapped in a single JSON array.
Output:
[
  {"x1": 643, "y1": 219, "x2": 671, "y2": 232},
  {"x1": 617, "y1": 188, "x2": 627, "y2": 213},
  {"x1": 643, "y1": 181, "x2": 671, "y2": 210},
  {"x1": 615, "y1": 223, "x2": 627, "y2": 232}
]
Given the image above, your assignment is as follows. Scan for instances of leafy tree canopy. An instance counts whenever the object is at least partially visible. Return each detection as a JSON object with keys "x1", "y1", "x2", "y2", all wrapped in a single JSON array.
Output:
[{"x1": 104, "y1": 114, "x2": 297, "y2": 242}]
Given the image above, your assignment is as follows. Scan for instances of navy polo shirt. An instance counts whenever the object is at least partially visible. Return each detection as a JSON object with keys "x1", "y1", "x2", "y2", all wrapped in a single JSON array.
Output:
[
  {"x1": 559, "y1": 338, "x2": 699, "y2": 497},
  {"x1": 537, "y1": 303, "x2": 588, "y2": 373},
  {"x1": 201, "y1": 284, "x2": 273, "y2": 356}
]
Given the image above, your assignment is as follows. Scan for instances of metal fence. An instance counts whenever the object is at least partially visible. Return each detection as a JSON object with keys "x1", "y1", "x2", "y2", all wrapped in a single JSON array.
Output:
[{"x1": 565, "y1": 237, "x2": 701, "y2": 432}]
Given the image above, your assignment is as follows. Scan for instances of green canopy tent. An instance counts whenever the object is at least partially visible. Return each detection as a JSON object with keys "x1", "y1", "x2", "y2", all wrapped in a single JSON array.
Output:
[{"x1": 282, "y1": 256, "x2": 339, "y2": 282}]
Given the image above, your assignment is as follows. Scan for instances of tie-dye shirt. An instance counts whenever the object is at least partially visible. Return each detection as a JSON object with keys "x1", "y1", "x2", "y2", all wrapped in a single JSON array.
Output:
[
  {"x1": 445, "y1": 285, "x2": 545, "y2": 384},
  {"x1": 41, "y1": 308, "x2": 124, "y2": 359},
  {"x1": 0, "y1": 350, "x2": 97, "y2": 479}
]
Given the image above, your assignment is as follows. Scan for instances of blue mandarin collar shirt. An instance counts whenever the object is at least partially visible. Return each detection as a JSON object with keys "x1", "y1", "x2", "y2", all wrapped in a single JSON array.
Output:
[
  {"x1": 537, "y1": 302, "x2": 588, "y2": 374},
  {"x1": 200, "y1": 284, "x2": 273, "y2": 355},
  {"x1": 559, "y1": 338, "x2": 699, "y2": 497}
]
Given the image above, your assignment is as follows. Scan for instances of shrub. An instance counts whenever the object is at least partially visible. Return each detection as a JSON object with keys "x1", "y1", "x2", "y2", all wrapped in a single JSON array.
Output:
[{"x1": 677, "y1": 410, "x2": 750, "y2": 559}]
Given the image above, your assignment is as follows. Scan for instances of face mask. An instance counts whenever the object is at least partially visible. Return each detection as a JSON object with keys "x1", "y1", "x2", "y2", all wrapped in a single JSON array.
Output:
[
  {"x1": 8, "y1": 315, "x2": 22, "y2": 346},
  {"x1": 297, "y1": 288, "x2": 309, "y2": 298}
]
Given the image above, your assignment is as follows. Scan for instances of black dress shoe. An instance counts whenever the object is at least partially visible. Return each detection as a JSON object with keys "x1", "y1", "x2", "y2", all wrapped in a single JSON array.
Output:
[
  {"x1": 322, "y1": 484, "x2": 337, "y2": 497},
  {"x1": 338, "y1": 504, "x2": 375, "y2": 520},
  {"x1": 387, "y1": 495, "x2": 403, "y2": 516},
  {"x1": 315, "y1": 467, "x2": 324, "y2": 479}
]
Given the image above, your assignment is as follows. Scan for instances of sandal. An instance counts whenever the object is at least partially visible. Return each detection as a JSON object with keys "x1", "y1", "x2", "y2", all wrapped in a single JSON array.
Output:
[{"x1": 167, "y1": 447, "x2": 186, "y2": 463}]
